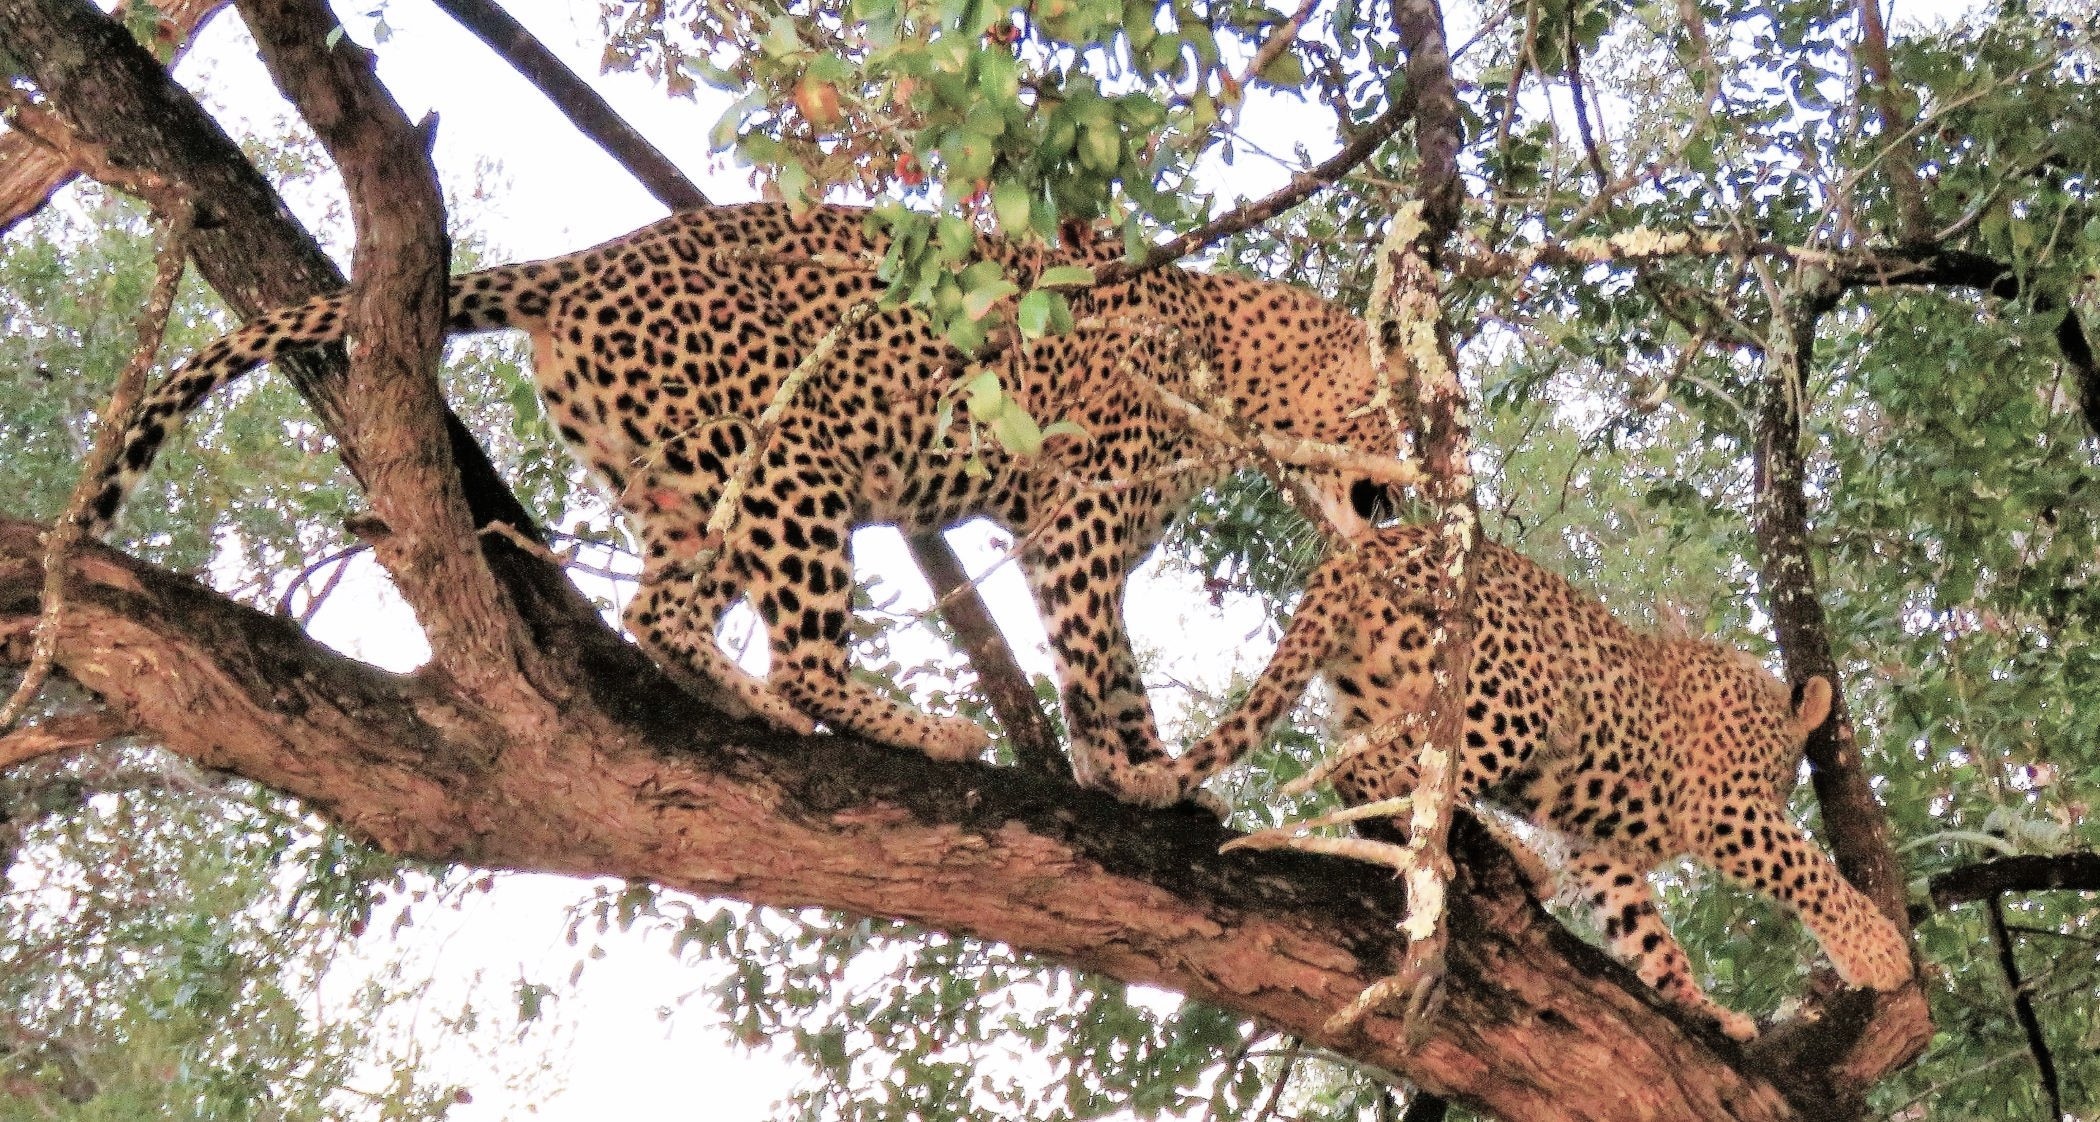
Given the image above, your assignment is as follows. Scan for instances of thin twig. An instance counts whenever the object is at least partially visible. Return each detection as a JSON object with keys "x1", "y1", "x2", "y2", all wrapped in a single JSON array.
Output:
[
  {"x1": 0, "y1": 200, "x2": 192, "y2": 735},
  {"x1": 1250, "y1": 1038, "x2": 1303, "y2": 1122},
  {"x1": 1236, "y1": 0, "x2": 1321, "y2": 98},
  {"x1": 1984, "y1": 892, "x2": 2064, "y2": 1121},
  {"x1": 0, "y1": 710, "x2": 137, "y2": 770},
  {"x1": 689, "y1": 301, "x2": 877, "y2": 570}
]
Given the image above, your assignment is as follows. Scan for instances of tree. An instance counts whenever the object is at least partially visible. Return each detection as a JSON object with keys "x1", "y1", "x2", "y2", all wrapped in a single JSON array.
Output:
[
  {"x1": 2, "y1": 0, "x2": 2097, "y2": 1117},
  {"x1": 0, "y1": 181, "x2": 570, "y2": 1121}
]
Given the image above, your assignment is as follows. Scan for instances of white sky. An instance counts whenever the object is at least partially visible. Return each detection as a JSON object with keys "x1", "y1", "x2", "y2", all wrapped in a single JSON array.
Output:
[{"x1": 160, "y1": 1, "x2": 1307, "y2": 1115}]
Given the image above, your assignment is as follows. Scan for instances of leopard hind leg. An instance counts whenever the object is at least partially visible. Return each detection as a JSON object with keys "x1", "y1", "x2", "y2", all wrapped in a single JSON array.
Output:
[
  {"x1": 624, "y1": 545, "x2": 818, "y2": 736},
  {"x1": 1559, "y1": 846, "x2": 1761, "y2": 1042},
  {"x1": 735, "y1": 453, "x2": 990, "y2": 761}
]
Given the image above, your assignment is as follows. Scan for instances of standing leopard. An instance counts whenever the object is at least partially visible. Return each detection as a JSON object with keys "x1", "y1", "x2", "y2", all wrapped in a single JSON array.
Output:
[
  {"x1": 83, "y1": 202, "x2": 1403, "y2": 804},
  {"x1": 1137, "y1": 525, "x2": 1912, "y2": 1039}
]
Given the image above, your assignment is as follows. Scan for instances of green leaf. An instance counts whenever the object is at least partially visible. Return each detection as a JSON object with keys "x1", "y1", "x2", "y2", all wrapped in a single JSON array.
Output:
[
  {"x1": 1078, "y1": 121, "x2": 1122, "y2": 173},
  {"x1": 1256, "y1": 49, "x2": 1305, "y2": 88},
  {"x1": 991, "y1": 400, "x2": 1046, "y2": 456},
  {"x1": 993, "y1": 180, "x2": 1033, "y2": 236},
  {"x1": 945, "y1": 313, "x2": 987, "y2": 354},
  {"x1": 1034, "y1": 264, "x2": 1096, "y2": 289},
  {"x1": 961, "y1": 278, "x2": 1019, "y2": 321},
  {"x1": 1017, "y1": 288, "x2": 1053, "y2": 337},
  {"x1": 964, "y1": 370, "x2": 1002, "y2": 416}
]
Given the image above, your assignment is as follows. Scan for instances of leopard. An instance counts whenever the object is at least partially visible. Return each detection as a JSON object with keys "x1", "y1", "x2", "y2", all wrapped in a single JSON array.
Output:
[
  {"x1": 82, "y1": 201, "x2": 1406, "y2": 804},
  {"x1": 1135, "y1": 524, "x2": 1913, "y2": 1040}
]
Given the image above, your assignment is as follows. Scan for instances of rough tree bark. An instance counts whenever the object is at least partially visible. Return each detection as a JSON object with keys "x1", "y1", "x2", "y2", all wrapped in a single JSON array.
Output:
[
  {"x1": 0, "y1": 0, "x2": 1927, "y2": 1115},
  {"x1": 0, "y1": 0, "x2": 226, "y2": 236},
  {"x1": 1746, "y1": 304, "x2": 1932, "y2": 1112},
  {"x1": 1, "y1": 518, "x2": 1818, "y2": 1122}
]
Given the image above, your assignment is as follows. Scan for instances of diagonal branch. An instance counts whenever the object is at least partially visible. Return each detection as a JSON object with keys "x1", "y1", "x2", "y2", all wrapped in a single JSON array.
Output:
[
  {"x1": 0, "y1": 0, "x2": 226, "y2": 235},
  {"x1": 907, "y1": 532, "x2": 1065, "y2": 780},
  {"x1": 0, "y1": 710, "x2": 136, "y2": 770},
  {"x1": 1982, "y1": 893, "x2": 2064, "y2": 1121},
  {"x1": 1096, "y1": 82, "x2": 1419, "y2": 288},
  {"x1": 425, "y1": 0, "x2": 709, "y2": 213}
]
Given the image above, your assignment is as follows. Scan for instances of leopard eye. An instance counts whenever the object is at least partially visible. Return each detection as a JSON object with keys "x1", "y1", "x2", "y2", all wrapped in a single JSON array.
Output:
[
  {"x1": 1348, "y1": 478, "x2": 1381, "y2": 520},
  {"x1": 1348, "y1": 478, "x2": 1402, "y2": 524}
]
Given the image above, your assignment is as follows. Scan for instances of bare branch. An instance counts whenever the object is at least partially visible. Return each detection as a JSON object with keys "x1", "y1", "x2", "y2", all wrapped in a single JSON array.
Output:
[
  {"x1": 1983, "y1": 893, "x2": 2064, "y2": 1121},
  {"x1": 1850, "y1": 0, "x2": 1931, "y2": 242},
  {"x1": 425, "y1": 0, "x2": 709, "y2": 212},
  {"x1": 1928, "y1": 852, "x2": 2100, "y2": 908},
  {"x1": 233, "y1": 0, "x2": 535, "y2": 695},
  {"x1": 906, "y1": 532, "x2": 1065, "y2": 781},
  {"x1": 0, "y1": 710, "x2": 136, "y2": 769},
  {"x1": 1097, "y1": 82, "x2": 1419, "y2": 287},
  {"x1": 0, "y1": 0, "x2": 225, "y2": 234},
  {"x1": 1234, "y1": 0, "x2": 1320, "y2": 101}
]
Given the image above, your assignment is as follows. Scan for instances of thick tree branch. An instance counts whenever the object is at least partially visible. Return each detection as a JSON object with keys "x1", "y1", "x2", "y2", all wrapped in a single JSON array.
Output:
[
  {"x1": 1928, "y1": 852, "x2": 2100, "y2": 907},
  {"x1": 1849, "y1": 0, "x2": 1931, "y2": 243},
  {"x1": 231, "y1": 0, "x2": 533, "y2": 696},
  {"x1": 1392, "y1": 0, "x2": 1462, "y2": 248},
  {"x1": 0, "y1": 0, "x2": 225, "y2": 235},
  {"x1": 1747, "y1": 300, "x2": 1929, "y2": 1108},
  {"x1": 0, "y1": 517, "x2": 1829, "y2": 1122},
  {"x1": 423, "y1": 0, "x2": 708, "y2": 213},
  {"x1": 2056, "y1": 308, "x2": 2100, "y2": 442}
]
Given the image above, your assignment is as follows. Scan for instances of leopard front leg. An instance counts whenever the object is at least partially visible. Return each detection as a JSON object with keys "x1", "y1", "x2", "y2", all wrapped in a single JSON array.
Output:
[
  {"x1": 1699, "y1": 802, "x2": 1913, "y2": 994},
  {"x1": 624, "y1": 550, "x2": 817, "y2": 736},
  {"x1": 734, "y1": 456, "x2": 990, "y2": 762},
  {"x1": 1559, "y1": 847, "x2": 1761, "y2": 1042}
]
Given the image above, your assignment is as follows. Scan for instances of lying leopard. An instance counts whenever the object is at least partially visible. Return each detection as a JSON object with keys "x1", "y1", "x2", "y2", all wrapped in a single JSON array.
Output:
[
  {"x1": 84, "y1": 202, "x2": 1402, "y2": 803},
  {"x1": 1139, "y1": 525, "x2": 1913, "y2": 1039}
]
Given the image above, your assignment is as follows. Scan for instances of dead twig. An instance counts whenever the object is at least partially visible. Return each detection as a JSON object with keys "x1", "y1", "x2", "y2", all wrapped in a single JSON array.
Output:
[
  {"x1": 0, "y1": 709, "x2": 137, "y2": 770},
  {"x1": 0, "y1": 199, "x2": 192, "y2": 736}
]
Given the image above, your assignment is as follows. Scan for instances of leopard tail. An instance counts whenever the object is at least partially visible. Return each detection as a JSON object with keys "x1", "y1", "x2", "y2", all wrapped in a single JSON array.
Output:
[{"x1": 82, "y1": 264, "x2": 557, "y2": 539}]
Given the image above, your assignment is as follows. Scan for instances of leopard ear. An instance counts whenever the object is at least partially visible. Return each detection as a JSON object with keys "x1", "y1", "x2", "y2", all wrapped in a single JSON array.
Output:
[{"x1": 1792, "y1": 676, "x2": 1834, "y2": 739}]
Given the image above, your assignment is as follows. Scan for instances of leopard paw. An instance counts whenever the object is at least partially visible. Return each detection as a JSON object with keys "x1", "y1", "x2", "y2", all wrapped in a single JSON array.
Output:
[
  {"x1": 919, "y1": 715, "x2": 993, "y2": 762},
  {"x1": 1714, "y1": 1008, "x2": 1760, "y2": 1043},
  {"x1": 1088, "y1": 762, "x2": 1192, "y2": 810},
  {"x1": 1832, "y1": 923, "x2": 1913, "y2": 992}
]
